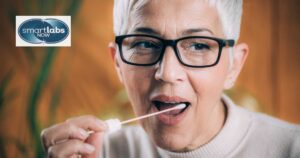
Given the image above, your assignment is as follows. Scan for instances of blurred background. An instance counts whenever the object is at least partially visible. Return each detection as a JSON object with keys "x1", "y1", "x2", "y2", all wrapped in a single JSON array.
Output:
[{"x1": 0, "y1": 0, "x2": 299, "y2": 157}]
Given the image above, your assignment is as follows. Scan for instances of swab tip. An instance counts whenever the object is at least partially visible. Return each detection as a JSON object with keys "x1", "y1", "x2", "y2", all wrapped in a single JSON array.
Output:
[{"x1": 175, "y1": 103, "x2": 186, "y2": 110}]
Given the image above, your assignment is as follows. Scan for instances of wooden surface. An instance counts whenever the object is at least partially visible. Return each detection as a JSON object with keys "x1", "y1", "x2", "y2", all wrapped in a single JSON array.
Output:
[
  {"x1": 237, "y1": 0, "x2": 300, "y2": 123},
  {"x1": 276, "y1": 0, "x2": 300, "y2": 122}
]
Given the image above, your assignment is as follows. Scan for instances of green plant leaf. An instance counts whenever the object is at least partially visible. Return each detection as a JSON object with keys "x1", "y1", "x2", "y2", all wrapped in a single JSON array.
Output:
[
  {"x1": 0, "y1": 71, "x2": 13, "y2": 110},
  {"x1": 27, "y1": 48, "x2": 57, "y2": 157}
]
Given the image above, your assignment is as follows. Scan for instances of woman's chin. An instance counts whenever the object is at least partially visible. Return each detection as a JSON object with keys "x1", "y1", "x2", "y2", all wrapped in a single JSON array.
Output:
[
  {"x1": 154, "y1": 134, "x2": 191, "y2": 152},
  {"x1": 143, "y1": 118, "x2": 194, "y2": 152}
]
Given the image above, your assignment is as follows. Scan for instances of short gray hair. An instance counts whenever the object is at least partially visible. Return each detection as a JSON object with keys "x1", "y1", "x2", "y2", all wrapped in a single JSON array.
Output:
[
  {"x1": 113, "y1": 0, "x2": 243, "y2": 41},
  {"x1": 209, "y1": 0, "x2": 243, "y2": 40}
]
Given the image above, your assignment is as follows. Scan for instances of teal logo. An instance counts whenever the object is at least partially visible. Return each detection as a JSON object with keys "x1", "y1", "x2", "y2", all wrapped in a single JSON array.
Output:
[{"x1": 18, "y1": 18, "x2": 69, "y2": 44}]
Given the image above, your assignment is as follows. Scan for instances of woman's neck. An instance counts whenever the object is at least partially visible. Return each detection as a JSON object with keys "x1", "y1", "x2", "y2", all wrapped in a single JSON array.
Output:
[{"x1": 185, "y1": 100, "x2": 227, "y2": 151}]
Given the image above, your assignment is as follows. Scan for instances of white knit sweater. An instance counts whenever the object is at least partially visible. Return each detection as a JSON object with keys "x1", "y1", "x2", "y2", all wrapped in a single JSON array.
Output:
[{"x1": 102, "y1": 95, "x2": 300, "y2": 158}]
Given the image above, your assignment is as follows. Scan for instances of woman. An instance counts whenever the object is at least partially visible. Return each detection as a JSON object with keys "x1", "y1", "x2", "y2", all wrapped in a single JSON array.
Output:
[{"x1": 41, "y1": 0, "x2": 300, "y2": 157}]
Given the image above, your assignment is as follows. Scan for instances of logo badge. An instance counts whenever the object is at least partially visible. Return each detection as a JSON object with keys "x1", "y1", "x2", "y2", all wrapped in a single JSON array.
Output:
[{"x1": 16, "y1": 16, "x2": 71, "y2": 47}]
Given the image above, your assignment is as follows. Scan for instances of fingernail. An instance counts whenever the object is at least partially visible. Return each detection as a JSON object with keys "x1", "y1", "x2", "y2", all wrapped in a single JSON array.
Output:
[
  {"x1": 79, "y1": 129, "x2": 88, "y2": 138},
  {"x1": 97, "y1": 120, "x2": 108, "y2": 130},
  {"x1": 85, "y1": 144, "x2": 95, "y2": 153}
]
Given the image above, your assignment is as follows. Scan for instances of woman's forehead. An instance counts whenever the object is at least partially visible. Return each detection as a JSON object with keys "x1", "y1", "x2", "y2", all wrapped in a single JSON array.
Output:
[{"x1": 126, "y1": 0, "x2": 223, "y2": 37}]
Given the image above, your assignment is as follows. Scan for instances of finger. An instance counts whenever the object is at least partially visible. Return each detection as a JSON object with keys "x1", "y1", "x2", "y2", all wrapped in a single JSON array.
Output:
[
  {"x1": 83, "y1": 132, "x2": 105, "y2": 158},
  {"x1": 41, "y1": 115, "x2": 107, "y2": 151},
  {"x1": 41, "y1": 122, "x2": 89, "y2": 151},
  {"x1": 66, "y1": 115, "x2": 107, "y2": 132},
  {"x1": 47, "y1": 139, "x2": 95, "y2": 158}
]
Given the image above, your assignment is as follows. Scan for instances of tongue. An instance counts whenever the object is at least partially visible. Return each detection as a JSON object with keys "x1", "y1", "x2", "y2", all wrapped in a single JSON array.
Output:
[
  {"x1": 166, "y1": 109, "x2": 183, "y2": 115},
  {"x1": 158, "y1": 104, "x2": 185, "y2": 115},
  {"x1": 159, "y1": 104, "x2": 176, "y2": 110}
]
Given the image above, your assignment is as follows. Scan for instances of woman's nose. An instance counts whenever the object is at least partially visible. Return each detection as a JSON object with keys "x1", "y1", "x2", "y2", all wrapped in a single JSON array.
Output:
[{"x1": 154, "y1": 47, "x2": 186, "y2": 83}]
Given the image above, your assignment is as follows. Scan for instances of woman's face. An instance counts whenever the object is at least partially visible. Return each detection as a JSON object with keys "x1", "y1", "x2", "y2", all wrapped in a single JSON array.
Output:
[{"x1": 112, "y1": 0, "x2": 238, "y2": 151}]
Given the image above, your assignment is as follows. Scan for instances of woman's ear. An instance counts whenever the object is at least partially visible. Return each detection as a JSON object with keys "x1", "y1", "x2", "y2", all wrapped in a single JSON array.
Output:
[
  {"x1": 224, "y1": 43, "x2": 249, "y2": 89},
  {"x1": 109, "y1": 42, "x2": 124, "y2": 83}
]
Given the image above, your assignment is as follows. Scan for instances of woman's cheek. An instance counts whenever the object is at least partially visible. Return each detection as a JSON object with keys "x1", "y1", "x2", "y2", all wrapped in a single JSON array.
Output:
[{"x1": 123, "y1": 67, "x2": 155, "y2": 116}]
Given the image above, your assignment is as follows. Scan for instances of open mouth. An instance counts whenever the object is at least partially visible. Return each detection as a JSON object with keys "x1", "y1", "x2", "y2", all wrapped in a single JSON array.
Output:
[{"x1": 153, "y1": 101, "x2": 190, "y2": 115}]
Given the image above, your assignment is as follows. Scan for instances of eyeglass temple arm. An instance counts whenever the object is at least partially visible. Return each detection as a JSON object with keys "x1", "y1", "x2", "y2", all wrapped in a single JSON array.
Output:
[{"x1": 226, "y1": 39, "x2": 235, "y2": 47}]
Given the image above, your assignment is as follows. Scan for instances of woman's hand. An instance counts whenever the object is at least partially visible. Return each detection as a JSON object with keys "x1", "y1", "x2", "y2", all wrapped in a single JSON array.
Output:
[{"x1": 41, "y1": 115, "x2": 107, "y2": 158}]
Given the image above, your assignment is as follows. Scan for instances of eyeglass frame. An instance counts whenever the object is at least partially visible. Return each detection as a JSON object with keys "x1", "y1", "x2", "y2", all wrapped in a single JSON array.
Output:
[{"x1": 115, "y1": 34, "x2": 235, "y2": 68}]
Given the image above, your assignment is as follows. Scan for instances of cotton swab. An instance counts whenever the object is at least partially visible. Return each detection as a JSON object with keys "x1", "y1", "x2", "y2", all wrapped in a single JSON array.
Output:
[
  {"x1": 88, "y1": 103, "x2": 186, "y2": 134},
  {"x1": 121, "y1": 103, "x2": 186, "y2": 124}
]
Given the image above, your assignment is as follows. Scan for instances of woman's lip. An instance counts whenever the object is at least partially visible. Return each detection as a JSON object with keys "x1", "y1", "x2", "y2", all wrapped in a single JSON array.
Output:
[
  {"x1": 151, "y1": 104, "x2": 190, "y2": 125},
  {"x1": 150, "y1": 95, "x2": 189, "y2": 103}
]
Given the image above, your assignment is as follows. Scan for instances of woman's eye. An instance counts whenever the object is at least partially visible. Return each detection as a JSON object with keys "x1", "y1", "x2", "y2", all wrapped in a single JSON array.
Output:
[
  {"x1": 190, "y1": 43, "x2": 210, "y2": 50},
  {"x1": 131, "y1": 41, "x2": 159, "y2": 49}
]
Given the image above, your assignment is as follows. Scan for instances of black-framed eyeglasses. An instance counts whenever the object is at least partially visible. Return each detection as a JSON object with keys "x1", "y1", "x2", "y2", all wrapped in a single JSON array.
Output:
[{"x1": 115, "y1": 34, "x2": 235, "y2": 68}]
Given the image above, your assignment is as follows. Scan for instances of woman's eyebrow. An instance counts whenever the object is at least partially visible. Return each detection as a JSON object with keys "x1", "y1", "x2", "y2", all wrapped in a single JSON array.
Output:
[
  {"x1": 182, "y1": 28, "x2": 214, "y2": 36},
  {"x1": 132, "y1": 27, "x2": 213, "y2": 36},
  {"x1": 133, "y1": 27, "x2": 160, "y2": 35}
]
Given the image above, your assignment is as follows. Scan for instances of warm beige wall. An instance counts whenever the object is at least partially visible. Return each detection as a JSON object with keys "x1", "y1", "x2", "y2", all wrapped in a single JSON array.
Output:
[{"x1": 237, "y1": 0, "x2": 300, "y2": 123}]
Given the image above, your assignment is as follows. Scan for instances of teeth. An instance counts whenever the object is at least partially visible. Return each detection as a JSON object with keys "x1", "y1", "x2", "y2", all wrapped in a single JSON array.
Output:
[{"x1": 162, "y1": 102, "x2": 182, "y2": 104}]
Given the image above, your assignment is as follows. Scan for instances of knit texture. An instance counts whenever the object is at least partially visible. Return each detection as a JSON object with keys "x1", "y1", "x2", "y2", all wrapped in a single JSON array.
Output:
[{"x1": 102, "y1": 95, "x2": 300, "y2": 158}]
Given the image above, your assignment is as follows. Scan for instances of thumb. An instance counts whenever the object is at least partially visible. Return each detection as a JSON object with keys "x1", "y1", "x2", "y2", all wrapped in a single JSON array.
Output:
[{"x1": 83, "y1": 132, "x2": 105, "y2": 158}]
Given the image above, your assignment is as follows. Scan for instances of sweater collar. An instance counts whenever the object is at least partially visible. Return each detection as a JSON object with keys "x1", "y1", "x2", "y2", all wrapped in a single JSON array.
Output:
[{"x1": 157, "y1": 94, "x2": 252, "y2": 158}]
